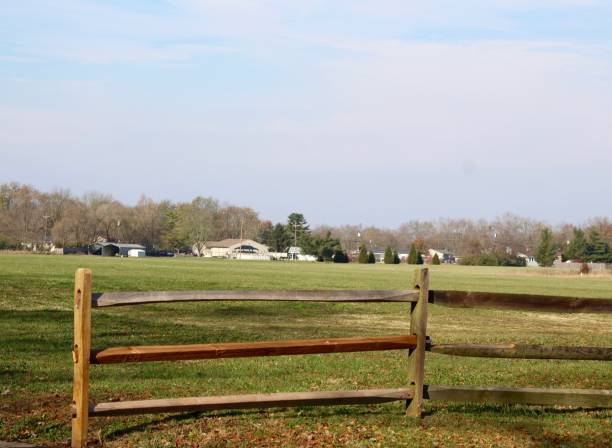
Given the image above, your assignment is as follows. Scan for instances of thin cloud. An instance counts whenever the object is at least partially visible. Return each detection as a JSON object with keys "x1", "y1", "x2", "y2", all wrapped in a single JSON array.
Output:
[{"x1": 1, "y1": 0, "x2": 611, "y2": 224}]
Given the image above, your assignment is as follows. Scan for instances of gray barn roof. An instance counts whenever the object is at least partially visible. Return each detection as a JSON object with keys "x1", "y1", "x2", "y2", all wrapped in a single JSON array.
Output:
[{"x1": 99, "y1": 243, "x2": 145, "y2": 249}]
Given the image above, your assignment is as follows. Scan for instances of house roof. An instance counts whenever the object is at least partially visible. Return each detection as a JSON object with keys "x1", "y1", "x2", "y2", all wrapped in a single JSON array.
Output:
[
  {"x1": 429, "y1": 248, "x2": 455, "y2": 256},
  {"x1": 206, "y1": 239, "x2": 266, "y2": 249},
  {"x1": 99, "y1": 242, "x2": 145, "y2": 249},
  {"x1": 206, "y1": 239, "x2": 243, "y2": 248}
]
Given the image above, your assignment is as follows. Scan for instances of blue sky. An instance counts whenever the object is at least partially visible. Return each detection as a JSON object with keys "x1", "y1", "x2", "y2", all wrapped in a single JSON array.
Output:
[{"x1": 1, "y1": 1, "x2": 611, "y2": 226}]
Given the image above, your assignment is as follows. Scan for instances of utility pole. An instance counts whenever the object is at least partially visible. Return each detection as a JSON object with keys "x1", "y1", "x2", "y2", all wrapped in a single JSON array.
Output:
[
  {"x1": 42, "y1": 215, "x2": 50, "y2": 245},
  {"x1": 239, "y1": 218, "x2": 244, "y2": 260},
  {"x1": 292, "y1": 223, "x2": 299, "y2": 260}
]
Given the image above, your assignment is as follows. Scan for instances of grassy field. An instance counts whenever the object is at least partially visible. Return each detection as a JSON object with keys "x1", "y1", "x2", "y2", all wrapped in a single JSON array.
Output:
[{"x1": 1, "y1": 253, "x2": 611, "y2": 447}]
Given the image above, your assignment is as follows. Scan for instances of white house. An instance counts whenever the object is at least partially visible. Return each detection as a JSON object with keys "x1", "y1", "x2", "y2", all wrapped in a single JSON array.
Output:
[
  {"x1": 194, "y1": 239, "x2": 270, "y2": 260},
  {"x1": 287, "y1": 246, "x2": 317, "y2": 261},
  {"x1": 428, "y1": 249, "x2": 456, "y2": 264},
  {"x1": 517, "y1": 253, "x2": 539, "y2": 267},
  {"x1": 268, "y1": 246, "x2": 317, "y2": 261}
]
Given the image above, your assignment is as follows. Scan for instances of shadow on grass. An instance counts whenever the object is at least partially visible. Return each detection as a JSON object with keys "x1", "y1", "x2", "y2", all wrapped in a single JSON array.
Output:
[
  {"x1": 100, "y1": 405, "x2": 396, "y2": 441},
  {"x1": 425, "y1": 403, "x2": 611, "y2": 447}
]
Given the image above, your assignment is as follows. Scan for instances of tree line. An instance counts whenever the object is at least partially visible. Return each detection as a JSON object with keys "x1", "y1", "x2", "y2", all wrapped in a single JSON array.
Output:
[
  {"x1": 1, "y1": 182, "x2": 611, "y2": 265},
  {"x1": 532, "y1": 226, "x2": 612, "y2": 266},
  {"x1": 0, "y1": 183, "x2": 348, "y2": 260},
  {"x1": 315, "y1": 215, "x2": 612, "y2": 266},
  {"x1": 0, "y1": 183, "x2": 261, "y2": 252}
]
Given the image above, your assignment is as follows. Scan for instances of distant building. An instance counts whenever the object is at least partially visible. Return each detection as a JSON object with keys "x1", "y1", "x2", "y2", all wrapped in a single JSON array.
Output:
[
  {"x1": 428, "y1": 249, "x2": 456, "y2": 264},
  {"x1": 195, "y1": 239, "x2": 270, "y2": 260},
  {"x1": 371, "y1": 247, "x2": 386, "y2": 263},
  {"x1": 283, "y1": 246, "x2": 317, "y2": 261},
  {"x1": 397, "y1": 248, "x2": 410, "y2": 262},
  {"x1": 517, "y1": 253, "x2": 539, "y2": 267},
  {"x1": 127, "y1": 248, "x2": 146, "y2": 257},
  {"x1": 90, "y1": 242, "x2": 146, "y2": 257}
]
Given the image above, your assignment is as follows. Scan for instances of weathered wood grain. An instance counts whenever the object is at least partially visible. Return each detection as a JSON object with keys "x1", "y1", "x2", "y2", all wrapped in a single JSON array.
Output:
[
  {"x1": 428, "y1": 343, "x2": 612, "y2": 360},
  {"x1": 71, "y1": 269, "x2": 92, "y2": 448},
  {"x1": 424, "y1": 385, "x2": 612, "y2": 407},
  {"x1": 92, "y1": 289, "x2": 420, "y2": 307},
  {"x1": 87, "y1": 388, "x2": 413, "y2": 416},
  {"x1": 406, "y1": 268, "x2": 428, "y2": 417},
  {"x1": 91, "y1": 335, "x2": 418, "y2": 364},
  {"x1": 429, "y1": 290, "x2": 612, "y2": 313}
]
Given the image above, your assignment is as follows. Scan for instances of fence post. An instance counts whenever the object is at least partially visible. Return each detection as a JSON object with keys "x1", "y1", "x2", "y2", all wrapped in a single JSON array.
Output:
[
  {"x1": 72, "y1": 268, "x2": 92, "y2": 448},
  {"x1": 406, "y1": 267, "x2": 429, "y2": 417}
]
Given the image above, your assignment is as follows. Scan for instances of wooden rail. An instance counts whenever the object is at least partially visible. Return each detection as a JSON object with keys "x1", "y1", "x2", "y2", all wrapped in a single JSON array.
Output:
[
  {"x1": 429, "y1": 290, "x2": 612, "y2": 313},
  {"x1": 71, "y1": 267, "x2": 612, "y2": 448},
  {"x1": 71, "y1": 268, "x2": 431, "y2": 447},
  {"x1": 86, "y1": 388, "x2": 413, "y2": 417},
  {"x1": 92, "y1": 289, "x2": 419, "y2": 307},
  {"x1": 92, "y1": 288, "x2": 612, "y2": 313},
  {"x1": 91, "y1": 335, "x2": 417, "y2": 364},
  {"x1": 428, "y1": 343, "x2": 612, "y2": 361},
  {"x1": 83, "y1": 385, "x2": 612, "y2": 417}
]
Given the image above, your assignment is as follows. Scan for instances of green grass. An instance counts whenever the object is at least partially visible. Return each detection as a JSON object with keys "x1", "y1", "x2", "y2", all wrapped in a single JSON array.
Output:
[{"x1": 1, "y1": 254, "x2": 610, "y2": 447}]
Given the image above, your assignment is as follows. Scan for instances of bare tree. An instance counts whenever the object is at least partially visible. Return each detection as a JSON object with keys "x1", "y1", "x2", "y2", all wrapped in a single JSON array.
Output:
[
  {"x1": 215, "y1": 206, "x2": 261, "y2": 240},
  {"x1": 178, "y1": 196, "x2": 219, "y2": 255}
]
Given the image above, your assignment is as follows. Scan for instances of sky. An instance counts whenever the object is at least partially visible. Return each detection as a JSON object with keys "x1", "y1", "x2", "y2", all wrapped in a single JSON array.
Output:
[{"x1": 1, "y1": 1, "x2": 611, "y2": 227}]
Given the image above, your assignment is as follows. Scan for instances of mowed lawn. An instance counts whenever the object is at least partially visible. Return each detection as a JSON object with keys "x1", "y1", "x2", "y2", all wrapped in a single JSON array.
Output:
[{"x1": 1, "y1": 254, "x2": 611, "y2": 447}]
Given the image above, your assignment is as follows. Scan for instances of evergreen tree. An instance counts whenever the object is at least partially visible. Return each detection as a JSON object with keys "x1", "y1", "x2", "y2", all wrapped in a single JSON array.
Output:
[
  {"x1": 258, "y1": 226, "x2": 272, "y2": 247},
  {"x1": 585, "y1": 230, "x2": 612, "y2": 263},
  {"x1": 358, "y1": 244, "x2": 368, "y2": 264},
  {"x1": 333, "y1": 249, "x2": 349, "y2": 263},
  {"x1": 393, "y1": 250, "x2": 400, "y2": 264},
  {"x1": 162, "y1": 207, "x2": 187, "y2": 251},
  {"x1": 383, "y1": 246, "x2": 394, "y2": 264},
  {"x1": 407, "y1": 245, "x2": 418, "y2": 264},
  {"x1": 416, "y1": 251, "x2": 424, "y2": 265},
  {"x1": 564, "y1": 227, "x2": 587, "y2": 261},
  {"x1": 285, "y1": 213, "x2": 312, "y2": 252},
  {"x1": 432, "y1": 253, "x2": 441, "y2": 265},
  {"x1": 268, "y1": 223, "x2": 290, "y2": 252},
  {"x1": 535, "y1": 227, "x2": 556, "y2": 267},
  {"x1": 310, "y1": 231, "x2": 341, "y2": 261},
  {"x1": 367, "y1": 251, "x2": 376, "y2": 264}
]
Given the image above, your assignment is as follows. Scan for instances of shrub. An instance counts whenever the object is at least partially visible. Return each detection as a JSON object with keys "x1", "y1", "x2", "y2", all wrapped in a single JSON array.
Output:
[
  {"x1": 535, "y1": 227, "x2": 556, "y2": 267},
  {"x1": 367, "y1": 252, "x2": 376, "y2": 264},
  {"x1": 0, "y1": 234, "x2": 17, "y2": 250},
  {"x1": 333, "y1": 249, "x2": 349, "y2": 263},
  {"x1": 358, "y1": 244, "x2": 368, "y2": 264},
  {"x1": 416, "y1": 252, "x2": 424, "y2": 265},
  {"x1": 383, "y1": 247, "x2": 394, "y2": 264},
  {"x1": 459, "y1": 252, "x2": 526, "y2": 267},
  {"x1": 407, "y1": 245, "x2": 417, "y2": 264}
]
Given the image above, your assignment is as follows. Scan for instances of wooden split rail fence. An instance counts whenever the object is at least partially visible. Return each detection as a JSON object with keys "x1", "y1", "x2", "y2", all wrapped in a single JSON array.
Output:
[{"x1": 71, "y1": 268, "x2": 612, "y2": 447}]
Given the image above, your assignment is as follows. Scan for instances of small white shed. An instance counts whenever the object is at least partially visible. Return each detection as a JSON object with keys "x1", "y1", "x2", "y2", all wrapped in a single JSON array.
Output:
[{"x1": 127, "y1": 249, "x2": 146, "y2": 257}]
